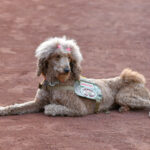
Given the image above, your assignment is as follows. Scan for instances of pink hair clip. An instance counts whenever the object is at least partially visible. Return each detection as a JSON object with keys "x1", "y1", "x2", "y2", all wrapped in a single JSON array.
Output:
[
  {"x1": 58, "y1": 45, "x2": 71, "y2": 52},
  {"x1": 66, "y1": 48, "x2": 71, "y2": 52},
  {"x1": 57, "y1": 45, "x2": 61, "y2": 48}
]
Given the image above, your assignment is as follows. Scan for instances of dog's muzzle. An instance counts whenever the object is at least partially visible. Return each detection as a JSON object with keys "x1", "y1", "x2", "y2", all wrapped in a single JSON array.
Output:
[{"x1": 64, "y1": 67, "x2": 70, "y2": 73}]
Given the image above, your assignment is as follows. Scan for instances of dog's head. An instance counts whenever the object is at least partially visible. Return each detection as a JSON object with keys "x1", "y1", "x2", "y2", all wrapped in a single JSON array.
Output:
[{"x1": 35, "y1": 37, "x2": 83, "y2": 83}]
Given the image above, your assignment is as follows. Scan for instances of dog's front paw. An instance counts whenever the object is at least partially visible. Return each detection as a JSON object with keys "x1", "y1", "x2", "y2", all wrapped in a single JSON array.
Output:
[
  {"x1": 0, "y1": 107, "x2": 7, "y2": 116},
  {"x1": 44, "y1": 104, "x2": 57, "y2": 116}
]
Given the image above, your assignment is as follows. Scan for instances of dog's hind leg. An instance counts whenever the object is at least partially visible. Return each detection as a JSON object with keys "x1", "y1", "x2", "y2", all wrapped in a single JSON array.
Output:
[
  {"x1": 116, "y1": 84, "x2": 150, "y2": 112},
  {"x1": 116, "y1": 97, "x2": 150, "y2": 112}
]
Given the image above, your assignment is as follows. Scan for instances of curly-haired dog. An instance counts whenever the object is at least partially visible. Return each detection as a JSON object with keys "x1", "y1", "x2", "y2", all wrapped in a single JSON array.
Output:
[{"x1": 0, "y1": 37, "x2": 150, "y2": 116}]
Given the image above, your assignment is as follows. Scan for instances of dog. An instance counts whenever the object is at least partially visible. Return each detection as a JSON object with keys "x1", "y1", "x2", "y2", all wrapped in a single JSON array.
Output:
[{"x1": 0, "y1": 37, "x2": 150, "y2": 116}]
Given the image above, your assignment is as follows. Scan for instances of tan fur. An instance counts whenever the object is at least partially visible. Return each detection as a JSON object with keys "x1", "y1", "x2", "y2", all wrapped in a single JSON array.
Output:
[
  {"x1": 0, "y1": 37, "x2": 150, "y2": 117},
  {"x1": 58, "y1": 73, "x2": 70, "y2": 82},
  {"x1": 120, "y1": 68, "x2": 146, "y2": 84}
]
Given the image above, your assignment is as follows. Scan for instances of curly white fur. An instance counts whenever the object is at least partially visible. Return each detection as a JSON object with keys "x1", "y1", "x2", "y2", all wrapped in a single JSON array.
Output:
[{"x1": 35, "y1": 36, "x2": 83, "y2": 65}]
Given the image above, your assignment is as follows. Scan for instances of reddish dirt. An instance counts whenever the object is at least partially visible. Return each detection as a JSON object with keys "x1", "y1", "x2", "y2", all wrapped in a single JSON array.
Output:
[{"x1": 0, "y1": 0, "x2": 150, "y2": 150}]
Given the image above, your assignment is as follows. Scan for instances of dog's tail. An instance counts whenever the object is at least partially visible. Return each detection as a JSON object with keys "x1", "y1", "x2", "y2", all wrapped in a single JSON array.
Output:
[{"x1": 120, "y1": 68, "x2": 146, "y2": 84}]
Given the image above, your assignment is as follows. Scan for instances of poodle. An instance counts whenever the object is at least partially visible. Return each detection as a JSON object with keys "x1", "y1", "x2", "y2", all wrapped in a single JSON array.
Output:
[{"x1": 0, "y1": 37, "x2": 150, "y2": 117}]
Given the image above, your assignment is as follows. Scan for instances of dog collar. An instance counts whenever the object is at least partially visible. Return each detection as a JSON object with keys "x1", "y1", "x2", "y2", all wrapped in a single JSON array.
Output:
[
  {"x1": 48, "y1": 81, "x2": 59, "y2": 87},
  {"x1": 38, "y1": 80, "x2": 74, "y2": 91}
]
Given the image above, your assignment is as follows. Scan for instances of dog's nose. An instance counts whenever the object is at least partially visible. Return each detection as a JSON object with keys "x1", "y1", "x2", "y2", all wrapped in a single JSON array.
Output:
[{"x1": 64, "y1": 67, "x2": 70, "y2": 73}]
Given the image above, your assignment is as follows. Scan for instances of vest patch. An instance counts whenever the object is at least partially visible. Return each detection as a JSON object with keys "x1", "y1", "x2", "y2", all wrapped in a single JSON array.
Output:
[{"x1": 74, "y1": 79, "x2": 102, "y2": 101}]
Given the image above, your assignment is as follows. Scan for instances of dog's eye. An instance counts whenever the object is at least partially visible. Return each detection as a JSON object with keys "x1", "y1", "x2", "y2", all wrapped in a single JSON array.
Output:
[
  {"x1": 68, "y1": 56, "x2": 71, "y2": 61},
  {"x1": 56, "y1": 55, "x2": 61, "y2": 59}
]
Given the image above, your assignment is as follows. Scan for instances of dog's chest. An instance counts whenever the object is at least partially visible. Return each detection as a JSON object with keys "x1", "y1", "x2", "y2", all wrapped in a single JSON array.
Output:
[{"x1": 50, "y1": 89, "x2": 76, "y2": 105}]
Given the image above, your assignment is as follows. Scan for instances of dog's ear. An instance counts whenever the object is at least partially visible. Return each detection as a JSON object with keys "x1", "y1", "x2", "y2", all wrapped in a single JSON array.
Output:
[
  {"x1": 70, "y1": 60, "x2": 81, "y2": 80},
  {"x1": 37, "y1": 58, "x2": 48, "y2": 76}
]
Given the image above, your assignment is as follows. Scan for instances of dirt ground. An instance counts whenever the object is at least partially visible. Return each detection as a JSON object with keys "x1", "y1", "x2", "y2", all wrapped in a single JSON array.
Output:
[{"x1": 0, "y1": 0, "x2": 150, "y2": 149}]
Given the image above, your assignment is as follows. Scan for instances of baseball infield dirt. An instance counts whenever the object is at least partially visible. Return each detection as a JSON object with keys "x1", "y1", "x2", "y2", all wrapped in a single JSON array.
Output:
[{"x1": 0, "y1": 0, "x2": 150, "y2": 150}]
